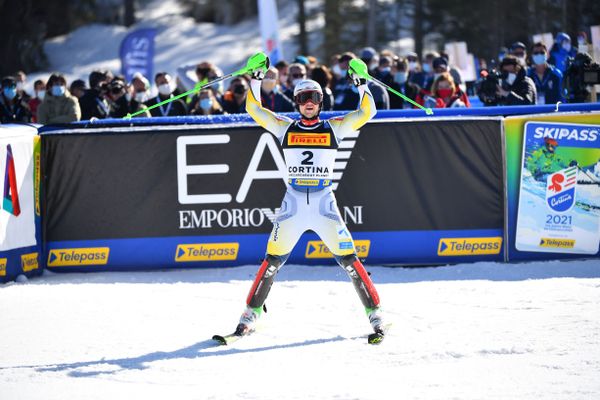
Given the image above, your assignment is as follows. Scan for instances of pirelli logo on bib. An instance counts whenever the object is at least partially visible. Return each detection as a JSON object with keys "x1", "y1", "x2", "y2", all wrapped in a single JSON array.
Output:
[
  {"x1": 48, "y1": 248, "x2": 110, "y2": 267},
  {"x1": 539, "y1": 238, "x2": 575, "y2": 249},
  {"x1": 175, "y1": 243, "x2": 239, "y2": 262},
  {"x1": 437, "y1": 237, "x2": 502, "y2": 256},
  {"x1": 288, "y1": 133, "x2": 331, "y2": 146}
]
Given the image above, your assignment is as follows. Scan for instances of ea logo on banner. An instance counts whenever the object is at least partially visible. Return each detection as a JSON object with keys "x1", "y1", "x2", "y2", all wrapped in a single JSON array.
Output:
[{"x1": 546, "y1": 166, "x2": 577, "y2": 213}]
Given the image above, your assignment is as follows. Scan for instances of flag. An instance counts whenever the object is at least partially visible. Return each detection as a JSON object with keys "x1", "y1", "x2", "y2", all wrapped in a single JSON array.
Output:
[
  {"x1": 258, "y1": 0, "x2": 282, "y2": 64},
  {"x1": 119, "y1": 28, "x2": 157, "y2": 83}
]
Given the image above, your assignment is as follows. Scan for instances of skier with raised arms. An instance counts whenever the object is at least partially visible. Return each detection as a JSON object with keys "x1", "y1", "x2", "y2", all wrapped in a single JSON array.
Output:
[{"x1": 214, "y1": 53, "x2": 385, "y2": 345}]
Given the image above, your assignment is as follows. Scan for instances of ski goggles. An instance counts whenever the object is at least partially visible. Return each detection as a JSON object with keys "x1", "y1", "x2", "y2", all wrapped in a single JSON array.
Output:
[{"x1": 295, "y1": 90, "x2": 323, "y2": 105}]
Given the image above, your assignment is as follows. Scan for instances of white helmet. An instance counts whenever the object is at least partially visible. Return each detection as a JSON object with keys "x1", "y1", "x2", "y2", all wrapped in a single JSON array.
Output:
[{"x1": 293, "y1": 79, "x2": 323, "y2": 98}]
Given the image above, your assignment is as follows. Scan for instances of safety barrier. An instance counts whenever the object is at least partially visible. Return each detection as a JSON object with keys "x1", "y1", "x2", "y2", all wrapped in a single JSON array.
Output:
[
  {"x1": 0, "y1": 124, "x2": 42, "y2": 283},
  {"x1": 32, "y1": 103, "x2": 600, "y2": 272}
]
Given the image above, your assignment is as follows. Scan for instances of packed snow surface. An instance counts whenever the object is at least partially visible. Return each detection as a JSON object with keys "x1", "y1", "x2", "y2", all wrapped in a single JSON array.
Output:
[{"x1": 1, "y1": 259, "x2": 599, "y2": 399}]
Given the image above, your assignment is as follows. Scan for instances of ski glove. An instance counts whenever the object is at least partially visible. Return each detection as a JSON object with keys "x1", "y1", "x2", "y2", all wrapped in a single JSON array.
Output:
[
  {"x1": 248, "y1": 54, "x2": 270, "y2": 80},
  {"x1": 349, "y1": 71, "x2": 367, "y2": 87}
]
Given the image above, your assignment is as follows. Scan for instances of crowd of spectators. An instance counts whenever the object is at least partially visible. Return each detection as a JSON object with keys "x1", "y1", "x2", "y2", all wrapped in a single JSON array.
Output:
[{"x1": 0, "y1": 31, "x2": 597, "y2": 125}]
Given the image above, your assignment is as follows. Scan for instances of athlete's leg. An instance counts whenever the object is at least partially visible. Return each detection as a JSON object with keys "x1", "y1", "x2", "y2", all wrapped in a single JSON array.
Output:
[
  {"x1": 239, "y1": 190, "x2": 306, "y2": 332},
  {"x1": 314, "y1": 190, "x2": 383, "y2": 332}
]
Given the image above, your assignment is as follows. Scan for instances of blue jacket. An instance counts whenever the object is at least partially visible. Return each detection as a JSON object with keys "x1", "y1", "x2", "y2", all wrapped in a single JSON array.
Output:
[
  {"x1": 548, "y1": 46, "x2": 577, "y2": 74},
  {"x1": 527, "y1": 65, "x2": 565, "y2": 104}
]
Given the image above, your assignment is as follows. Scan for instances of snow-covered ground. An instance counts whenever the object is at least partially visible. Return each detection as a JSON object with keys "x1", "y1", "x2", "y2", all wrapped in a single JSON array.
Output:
[{"x1": 1, "y1": 259, "x2": 599, "y2": 399}]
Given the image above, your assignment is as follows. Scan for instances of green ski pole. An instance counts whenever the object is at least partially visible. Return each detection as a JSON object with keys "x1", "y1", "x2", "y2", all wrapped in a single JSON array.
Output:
[
  {"x1": 349, "y1": 58, "x2": 434, "y2": 115},
  {"x1": 123, "y1": 52, "x2": 269, "y2": 119}
]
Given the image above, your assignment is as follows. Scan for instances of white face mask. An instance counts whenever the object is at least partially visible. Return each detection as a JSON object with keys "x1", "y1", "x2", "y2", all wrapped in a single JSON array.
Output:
[
  {"x1": 505, "y1": 72, "x2": 517, "y2": 86},
  {"x1": 408, "y1": 61, "x2": 418, "y2": 71},
  {"x1": 394, "y1": 72, "x2": 408, "y2": 84},
  {"x1": 292, "y1": 78, "x2": 303, "y2": 88},
  {"x1": 16, "y1": 82, "x2": 25, "y2": 91},
  {"x1": 36, "y1": 90, "x2": 45, "y2": 100},
  {"x1": 532, "y1": 54, "x2": 546, "y2": 66},
  {"x1": 422, "y1": 63, "x2": 432, "y2": 74},
  {"x1": 125, "y1": 93, "x2": 132, "y2": 102},
  {"x1": 158, "y1": 83, "x2": 172, "y2": 96},
  {"x1": 135, "y1": 92, "x2": 148, "y2": 103}
]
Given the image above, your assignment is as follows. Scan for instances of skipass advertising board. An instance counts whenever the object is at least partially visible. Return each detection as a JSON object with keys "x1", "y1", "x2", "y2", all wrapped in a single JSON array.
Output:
[
  {"x1": 505, "y1": 112, "x2": 600, "y2": 260},
  {"x1": 515, "y1": 121, "x2": 600, "y2": 254}
]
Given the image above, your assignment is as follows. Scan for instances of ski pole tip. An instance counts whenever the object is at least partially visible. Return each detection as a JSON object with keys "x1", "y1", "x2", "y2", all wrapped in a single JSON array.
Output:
[
  {"x1": 124, "y1": 113, "x2": 132, "y2": 120},
  {"x1": 425, "y1": 108, "x2": 434, "y2": 115}
]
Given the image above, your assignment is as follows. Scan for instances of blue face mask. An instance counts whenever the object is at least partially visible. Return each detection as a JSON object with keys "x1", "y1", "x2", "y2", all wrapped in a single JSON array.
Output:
[
  {"x1": 394, "y1": 72, "x2": 408, "y2": 84},
  {"x1": 199, "y1": 98, "x2": 213, "y2": 110},
  {"x1": 3, "y1": 87, "x2": 17, "y2": 100},
  {"x1": 52, "y1": 85, "x2": 66, "y2": 97},
  {"x1": 532, "y1": 54, "x2": 546, "y2": 66}
]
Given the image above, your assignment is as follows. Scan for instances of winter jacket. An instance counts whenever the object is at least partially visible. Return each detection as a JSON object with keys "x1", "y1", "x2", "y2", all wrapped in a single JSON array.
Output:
[
  {"x1": 36, "y1": 91, "x2": 81, "y2": 125},
  {"x1": 144, "y1": 95, "x2": 188, "y2": 117},
  {"x1": 260, "y1": 90, "x2": 295, "y2": 112},
  {"x1": 389, "y1": 81, "x2": 421, "y2": 109},
  {"x1": 548, "y1": 45, "x2": 577, "y2": 74},
  {"x1": 79, "y1": 88, "x2": 110, "y2": 120},
  {"x1": 527, "y1": 65, "x2": 565, "y2": 104},
  {"x1": 496, "y1": 70, "x2": 537, "y2": 106},
  {"x1": 0, "y1": 93, "x2": 32, "y2": 123},
  {"x1": 109, "y1": 96, "x2": 150, "y2": 118}
]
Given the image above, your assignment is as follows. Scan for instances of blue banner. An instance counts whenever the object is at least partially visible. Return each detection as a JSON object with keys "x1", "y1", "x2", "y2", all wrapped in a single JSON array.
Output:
[{"x1": 119, "y1": 28, "x2": 156, "y2": 83}]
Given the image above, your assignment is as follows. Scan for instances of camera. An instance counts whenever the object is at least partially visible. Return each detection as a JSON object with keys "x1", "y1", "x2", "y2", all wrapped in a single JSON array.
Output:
[
  {"x1": 476, "y1": 69, "x2": 503, "y2": 105},
  {"x1": 563, "y1": 52, "x2": 600, "y2": 103}
]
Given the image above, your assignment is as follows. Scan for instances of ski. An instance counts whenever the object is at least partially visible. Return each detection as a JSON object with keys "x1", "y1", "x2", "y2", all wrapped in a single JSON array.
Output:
[{"x1": 212, "y1": 324, "x2": 255, "y2": 346}]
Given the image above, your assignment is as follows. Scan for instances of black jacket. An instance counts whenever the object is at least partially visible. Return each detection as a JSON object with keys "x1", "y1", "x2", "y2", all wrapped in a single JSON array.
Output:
[
  {"x1": 0, "y1": 94, "x2": 32, "y2": 123},
  {"x1": 79, "y1": 89, "x2": 110, "y2": 120},
  {"x1": 497, "y1": 70, "x2": 537, "y2": 106},
  {"x1": 261, "y1": 90, "x2": 295, "y2": 112},
  {"x1": 144, "y1": 95, "x2": 187, "y2": 117},
  {"x1": 388, "y1": 81, "x2": 421, "y2": 109}
]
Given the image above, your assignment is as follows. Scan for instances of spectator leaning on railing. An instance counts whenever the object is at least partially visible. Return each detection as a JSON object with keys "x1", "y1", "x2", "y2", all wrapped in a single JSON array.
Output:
[{"x1": 37, "y1": 73, "x2": 81, "y2": 124}]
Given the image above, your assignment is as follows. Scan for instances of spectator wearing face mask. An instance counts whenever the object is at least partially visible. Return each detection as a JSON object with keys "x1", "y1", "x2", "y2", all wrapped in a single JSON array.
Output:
[
  {"x1": 510, "y1": 42, "x2": 528, "y2": 67},
  {"x1": 420, "y1": 51, "x2": 439, "y2": 89},
  {"x1": 274, "y1": 60, "x2": 290, "y2": 94},
  {"x1": 190, "y1": 89, "x2": 224, "y2": 116},
  {"x1": 360, "y1": 47, "x2": 379, "y2": 75},
  {"x1": 28, "y1": 79, "x2": 46, "y2": 123},
  {"x1": 37, "y1": 73, "x2": 81, "y2": 124},
  {"x1": 144, "y1": 72, "x2": 187, "y2": 117},
  {"x1": 106, "y1": 78, "x2": 149, "y2": 118},
  {"x1": 79, "y1": 70, "x2": 111, "y2": 120},
  {"x1": 284, "y1": 63, "x2": 307, "y2": 100},
  {"x1": 310, "y1": 65, "x2": 334, "y2": 111},
  {"x1": 421, "y1": 72, "x2": 470, "y2": 109},
  {"x1": 406, "y1": 52, "x2": 426, "y2": 87},
  {"x1": 14, "y1": 71, "x2": 31, "y2": 104},
  {"x1": 258, "y1": 67, "x2": 294, "y2": 112},
  {"x1": 1, "y1": 76, "x2": 32, "y2": 123},
  {"x1": 389, "y1": 58, "x2": 421, "y2": 109},
  {"x1": 332, "y1": 52, "x2": 361, "y2": 111},
  {"x1": 221, "y1": 77, "x2": 249, "y2": 114},
  {"x1": 176, "y1": 61, "x2": 224, "y2": 103},
  {"x1": 527, "y1": 42, "x2": 564, "y2": 105},
  {"x1": 548, "y1": 32, "x2": 577, "y2": 74},
  {"x1": 494, "y1": 55, "x2": 537, "y2": 106}
]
